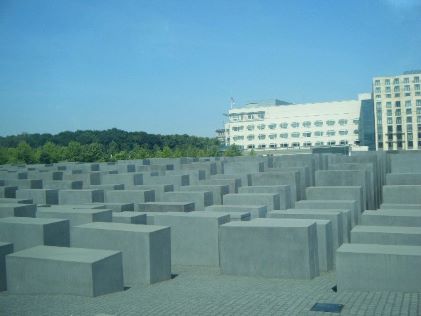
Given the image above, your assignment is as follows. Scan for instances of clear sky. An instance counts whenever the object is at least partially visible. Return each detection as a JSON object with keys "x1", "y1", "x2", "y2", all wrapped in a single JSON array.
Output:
[{"x1": 0, "y1": 0, "x2": 420, "y2": 137}]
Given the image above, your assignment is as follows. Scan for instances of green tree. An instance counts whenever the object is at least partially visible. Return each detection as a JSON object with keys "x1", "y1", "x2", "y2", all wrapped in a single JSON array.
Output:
[
  {"x1": 81, "y1": 143, "x2": 105, "y2": 162},
  {"x1": 224, "y1": 145, "x2": 242, "y2": 157},
  {"x1": 16, "y1": 141, "x2": 37, "y2": 164},
  {"x1": 65, "y1": 141, "x2": 83, "y2": 161}
]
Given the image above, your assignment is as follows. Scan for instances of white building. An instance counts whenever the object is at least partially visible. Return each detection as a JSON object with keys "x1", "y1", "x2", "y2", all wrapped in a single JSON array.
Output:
[
  {"x1": 224, "y1": 94, "x2": 372, "y2": 150},
  {"x1": 373, "y1": 70, "x2": 421, "y2": 150}
]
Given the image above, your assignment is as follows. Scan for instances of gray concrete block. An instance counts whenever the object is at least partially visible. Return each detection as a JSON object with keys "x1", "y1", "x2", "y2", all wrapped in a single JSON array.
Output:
[
  {"x1": 36, "y1": 207, "x2": 112, "y2": 226},
  {"x1": 104, "y1": 190, "x2": 155, "y2": 204},
  {"x1": 43, "y1": 180, "x2": 83, "y2": 190},
  {"x1": 0, "y1": 242, "x2": 13, "y2": 291},
  {"x1": 239, "y1": 185, "x2": 292, "y2": 210},
  {"x1": 351, "y1": 225, "x2": 421, "y2": 246},
  {"x1": 137, "y1": 202, "x2": 195, "y2": 212},
  {"x1": 0, "y1": 198, "x2": 33, "y2": 204},
  {"x1": 90, "y1": 184, "x2": 125, "y2": 190},
  {"x1": 336, "y1": 243, "x2": 421, "y2": 292},
  {"x1": 223, "y1": 193, "x2": 280, "y2": 212},
  {"x1": 383, "y1": 185, "x2": 421, "y2": 205},
  {"x1": 16, "y1": 189, "x2": 58, "y2": 205},
  {"x1": 0, "y1": 203, "x2": 36, "y2": 218},
  {"x1": 219, "y1": 218, "x2": 319, "y2": 279},
  {"x1": 306, "y1": 186, "x2": 364, "y2": 214},
  {"x1": 249, "y1": 172, "x2": 299, "y2": 204},
  {"x1": 71, "y1": 222, "x2": 171, "y2": 285},
  {"x1": 208, "y1": 176, "x2": 242, "y2": 193},
  {"x1": 269, "y1": 209, "x2": 342, "y2": 250},
  {"x1": 386, "y1": 173, "x2": 421, "y2": 185},
  {"x1": 112, "y1": 212, "x2": 146, "y2": 224},
  {"x1": 361, "y1": 210, "x2": 421, "y2": 227},
  {"x1": 380, "y1": 203, "x2": 421, "y2": 210},
  {"x1": 0, "y1": 217, "x2": 70, "y2": 251},
  {"x1": 154, "y1": 212, "x2": 230, "y2": 266},
  {"x1": 59, "y1": 190, "x2": 104, "y2": 204},
  {"x1": 6, "y1": 245, "x2": 124, "y2": 296},
  {"x1": 205, "y1": 205, "x2": 267, "y2": 219},
  {"x1": 163, "y1": 191, "x2": 213, "y2": 211},
  {"x1": 180, "y1": 184, "x2": 229, "y2": 205},
  {"x1": 127, "y1": 184, "x2": 174, "y2": 201},
  {"x1": 0, "y1": 186, "x2": 17, "y2": 198},
  {"x1": 4, "y1": 179, "x2": 43, "y2": 189}
]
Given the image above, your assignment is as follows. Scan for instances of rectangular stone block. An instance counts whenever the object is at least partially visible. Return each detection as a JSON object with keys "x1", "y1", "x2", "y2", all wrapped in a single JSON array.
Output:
[
  {"x1": 154, "y1": 212, "x2": 230, "y2": 266},
  {"x1": 0, "y1": 186, "x2": 17, "y2": 198},
  {"x1": 361, "y1": 209, "x2": 421, "y2": 227},
  {"x1": 128, "y1": 184, "x2": 174, "y2": 201},
  {"x1": 16, "y1": 189, "x2": 58, "y2": 205},
  {"x1": 144, "y1": 174, "x2": 189, "y2": 188},
  {"x1": 59, "y1": 189, "x2": 104, "y2": 204},
  {"x1": 269, "y1": 209, "x2": 342, "y2": 249},
  {"x1": 163, "y1": 191, "x2": 213, "y2": 211},
  {"x1": 101, "y1": 172, "x2": 144, "y2": 186},
  {"x1": 386, "y1": 173, "x2": 421, "y2": 185},
  {"x1": 249, "y1": 172, "x2": 299, "y2": 204},
  {"x1": 219, "y1": 218, "x2": 319, "y2": 279},
  {"x1": 91, "y1": 202, "x2": 134, "y2": 212},
  {"x1": 137, "y1": 202, "x2": 195, "y2": 212},
  {"x1": 380, "y1": 203, "x2": 421, "y2": 210},
  {"x1": 208, "y1": 176, "x2": 242, "y2": 193},
  {"x1": 0, "y1": 242, "x2": 13, "y2": 291},
  {"x1": 71, "y1": 222, "x2": 171, "y2": 285},
  {"x1": 306, "y1": 186, "x2": 364, "y2": 214},
  {"x1": 223, "y1": 193, "x2": 280, "y2": 212},
  {"x1": 238, "y1": 185, "x2": 292, "y2": 210},
  {"x1": 37, "y1": 207, "x2": 112, "y2": 226},
  {"x1": 336, "y1": 243, "x2": 421, "y2": 292},
  {"x1": 6, "y1": 245, "x2": 124, "y2": 296},
  {"x1": 4, "y1": 179, "x2": 43, "y2": 189},
  {"x1": 112, "y1": 212, "x2": 146, "y2": 224},
  {"x1": 104, "y1": 190, "x2": 155, "y2": 204},
  {"x1": 0, "y1": 197, "x2": 33, "y2": 204},
  {"x1": 383, "y1": 185, "x2": 421, "y2": 205},
  {"x1": 0, "y1": 203, "x2": 36, "y2": 218},
  {"x1": 90, "y1": 184, "x2": 125, "y2": 190},
  {"x1": 180, "y1": 184, "x2": 229, "y2": 205},
  {"x1": 43, "y1": 180, "x2": 83, "y2": 190},
  {"x1": 351, "y1": 226, "x2": 421, "y2": 246},
  {"x1": 205, "y1": 205, "x2": 267, "y2": 219},
  {"x1": 0, "y1": 217, "x2": 70, "y2": 251}
]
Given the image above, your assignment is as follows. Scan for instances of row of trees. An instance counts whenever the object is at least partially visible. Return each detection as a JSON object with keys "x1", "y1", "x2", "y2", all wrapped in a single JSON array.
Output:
[{"x1": 0, "y1": 129, "x2": 243, "y2": 165}]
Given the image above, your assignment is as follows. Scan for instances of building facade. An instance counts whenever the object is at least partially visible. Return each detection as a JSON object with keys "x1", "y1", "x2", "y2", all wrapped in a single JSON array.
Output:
[
  {"x1": 373, "y1": 71, "x2": 421, "y2": 150},
  {"x1": 224, "y1": 94, "x2": 373, "y2": 151}
]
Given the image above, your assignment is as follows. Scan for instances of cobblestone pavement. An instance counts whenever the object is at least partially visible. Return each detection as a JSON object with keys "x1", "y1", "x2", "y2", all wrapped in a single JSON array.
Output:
[{"x1": 1, "y1": 265, "x2": 420, "y2": 316}]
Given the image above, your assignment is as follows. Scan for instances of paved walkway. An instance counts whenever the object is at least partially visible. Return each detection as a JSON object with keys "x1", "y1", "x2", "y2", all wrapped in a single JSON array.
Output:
[{"x1": 1, "y1": 265, "x2": 420, "y2": 315}]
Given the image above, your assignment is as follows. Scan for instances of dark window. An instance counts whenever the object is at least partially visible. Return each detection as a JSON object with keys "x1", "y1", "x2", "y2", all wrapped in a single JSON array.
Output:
[{"x1": 408, "y1": 141, "x2": 413, "y2": 149}]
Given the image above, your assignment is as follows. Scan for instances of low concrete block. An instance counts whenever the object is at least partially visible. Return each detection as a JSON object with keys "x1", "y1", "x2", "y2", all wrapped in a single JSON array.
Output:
[
  {"x1": 336, "y1": 243, "x2": 421, "y2": 292},
  {"x1": 238, "y1": 185, "x2": 292, "y2": 210},
  {"x1": 0, "y1": 242, "x2": 13, "y2": 291},
  {"x1": 71, "y1": 222, "x2": 171, "y2": 285},
  {"x1": 43, "y1": 180, "x2": 83, "y2": 190},
  {"x1": 16, "y1": 189, "x2": 58, "y2": 205},
  {"x1": 0, "y1": 203, "x2": 36, "y2": 218},
  {"x1": 223, "y1": 193, "x2": 280, "y2": 211},
  {"x1": 137, "y1": 202, "x2": 195, "y2": 212},
  {"x1": 112, "y1": 212, "x2": 146, "y2": 224},
  {"x1": 0, "y1": 186, "x2": 18, "y2": 198},
  {"x1": 180, "y1": 184, "x2": 229, "y2": 205},
  {"x1": 361, "y1": 209, "x2": 421, "y2": 227},
  {"x1": 219, "y1": 218, "x2": 319, "y2": 279},
  {"x1": 163, "y1": 191, "x2": 213, "y2": 211},
  {"x1": 204, "y1": 205, "x2": 267, "y2": 219},
  {"x1": 36, "y1": 207, "x2": 112, "y2": 226},
  {"x1": 351, "y1": 225, "x2": 421, "y2": 246},
  {"x1": 0, "y1": 217, "x2": 70, "y2": 251},
  {"x1": 6, "y1": 245, "x2": 124, "y2": 296},
  {"x1": 105, "y1": 190, "x2": 155, "y2": 204},
  {"x1": 383, "y1": 185, "x2": 421, "y2": 205},
  {"x1": 128, "y1": 184, "x2": 174, "y2": 201},
  {"x1": 154, "y1": 212, "x2": 230, "y2": 266},
  {"x1": 59, "y1": 190, "x2": 104, "y2": 204}
]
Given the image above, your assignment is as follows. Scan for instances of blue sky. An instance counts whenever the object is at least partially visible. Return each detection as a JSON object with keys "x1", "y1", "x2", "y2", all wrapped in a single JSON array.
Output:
[{"x1": 0, "y1": 0, "x2": 420, "y2": 137}]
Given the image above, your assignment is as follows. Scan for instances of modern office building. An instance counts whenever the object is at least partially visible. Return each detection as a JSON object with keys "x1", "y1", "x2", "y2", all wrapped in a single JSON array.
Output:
[
  {"x1": 373, "y1": 70, "x2": 421, "y2": 150},
  {"x1": 223, "y1": 94, "x2": 374, "y2": 151}
]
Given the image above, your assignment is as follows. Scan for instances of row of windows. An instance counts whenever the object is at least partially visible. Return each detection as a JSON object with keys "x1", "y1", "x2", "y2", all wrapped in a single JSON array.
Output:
[
  {"x1": 375, "y1": 84, "x2": 421, "y2": 93},
  {"x1": 376, "y1": 100, "x2": 421, "y2": 110},
  {"x1": 231, "y1": 119, "x2": 358, "y2": 131},
  {"x1": 375, "y1": 91, "x2": 421, "y2": 99},
  {"x1": 374, "y1": 77, "x2": 420, "y2": 86},
  {"x1": 231, "y1": 130, "x2": 357, "y2": 141},
  {"x1": 246, "y1": 140, "x2": 350, "y2": 149},
  {"x1": 230, "y1": 112, "x2": 265, "y2": 122}
]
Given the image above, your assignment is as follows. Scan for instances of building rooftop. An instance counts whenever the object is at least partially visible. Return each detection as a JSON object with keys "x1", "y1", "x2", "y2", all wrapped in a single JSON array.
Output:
[{"x1": 238, "y1": 99, "x2": 293, "y2": 109}]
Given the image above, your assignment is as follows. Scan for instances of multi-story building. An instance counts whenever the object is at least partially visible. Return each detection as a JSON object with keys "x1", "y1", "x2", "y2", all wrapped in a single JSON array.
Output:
[
  {"x1": 373, "y1": 70, "x2": 421, "y2": 150},
  {"x1": 223, "y1": 94, "x2": 374, "y2": 150}
]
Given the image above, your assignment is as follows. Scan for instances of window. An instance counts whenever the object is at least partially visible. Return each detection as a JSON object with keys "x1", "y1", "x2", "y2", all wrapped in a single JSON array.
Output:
[
  {"x1": 303, "y1": 142, "x2": 312, "y2": 147},
  {"x1": 257, "y1": 124, "x2": 265, "y2": 130},
  {"x1": 247, "y1": 125, "x2": 254, "y2": 130},
  {"x1": 396, "y1": 117, "x2": 402, "y2": 124},
  {"x1": 314, "y1": 120, "x2": 323, "y2": 127},
  {"x1": 327, "y1": 141, "x2": 336, "y2": 146},
  {"x1": 415, "y1": 76, "x2": 420, "y2": 83},
  {"x1": 407, "y1": 124, "x2": 413, "y2": 132},
  {"x1": 339, "y1": 130, "x2": 348, "y2": 135},
  {"x1": 394, "y1": 86, "x2": 400, "y2": 92},
  {"x1": 387, "y1": 117, "x2": 393, "y2": 124},
  {"x1": 247, "y1": 113, "x2": 253, "y2": 119},
  {"x1": 376, "y1": 102, "x2": 382, "y2": 109},
  {"x1": 314, "y1": 141, "x2": 324, "y2": 146},
  {"x1": 326, "y1": 120, "x2": 335, "y2": 126},
  {"x1": 232, "y1": 126, "x2": 244, "y2": 132},
  {"x1": 385, "y1": 86, "x2": 391, "y2": 93},
  {"x1": 303, "y1": 131, "x2": 312, "y2": 137},
  {"x1": 233, "y1": 136, "x2": 244, "y2": 141},
  {"x1": 395, "y1": 109, "x2": 401, "y2": 116},
  {"x1": 406, "y1": 108, "x2": 412, "y2": 115},
  {"x1": 279, "y1": 122, "x2": 288, "y2": 129},
  {"x1": 258, "y1": 144, "x2": 266, "y2": 148},
  {"x1": 395, "y1": 93, "x2": 401, "y2": 98},
  {"x1": 417, "y1": 108, "x2": 421, "y2": 115},
  {"x1": 405, "y1": 100, "x2": 412, "y2": 108},
  {"x1": 258, "y1": 134, "x2": 266, "y2": 140},
  {"x1": 404, "y1": 85, "x2": 411, "y2": 92},
  {"x1": 292, "y1": 142, "x2": 300, "y2": 148},
  {"x1": 326, "y1": 130, "x2": 335, "y2": 136},
  {"x1": 247, "y1": 135, "x2": 255, "y2": 140},
  {"x1": 268, "y1": 123, "x2": 277, "y2": 129},
  {"x1": 408, "y1": 133, "x2": 414, "y2": 141},
  {"x1": 417, "y1": 116, "x2": 421, "y2": 124},
  {"x1": 404, "y1": 77, "x2": 409, "y2": 84},
  {"x1": 375, "y1": 87, "x2": 381, "y2": 93},
  {"x1": 340, "y1": 140, "x2": 348, "y2": 145},
  {"x1": 247, "y1": 144, "x2": 255, "y2": 149},
  {"x1": 415, "y1": 84, "x2": 420, "y2": 91},
  {"x1": 279, "y1": 133, "x2": 288, "y2": 138},
  {"x1": 353, "y1": 119, "x2": 359, "y2": 125},
  {"x1": 417, "y1": 100, "x2": 421, "y2": 107},
  {"x1": 291, "y1": 122, "x2": 299, "y2": 128},
  {"x1": 269, "y1": 134, "x2": 277, "y2": 139},
  {"x1": 291, "y1": 132, "x2": 300, "y2": 138},
  {"x1": 386, "y1": 94, "x2": 392, "y2": 98},
  {"x1": 386, "y1": 102, "x2": 392, "y2": 108},
  {"x1": 385, "y1": 79, "x2": 390, "y2": 86},
  {"x1": 269, "y1": 143, "x2": 277, "y2": 148},
  {"x1": 314, "y1": 131, "x2": 323, "y2": 137},
  {"x1": 374, "y1": 79, "x2": 380, "y2": 86},
  {"x1": 393, "y1": 78, "x2": 399, "y2": 85},
  {"x1": 387, "y1": 109, "x2": 392, "y2": 116},
  {"x1": 302, "y1": 121, "x2": 311, "y2": 128},
  {"x1": 376, "y1": 95, "x2": 381, "y2": 99},
  {"x1": 280, "y1": 143, "x2": 288, "y2": 148},
  {"x1": 231, "y1": 114, "x2": 239, "y2": 121},
  {"x1": 257, "y1": 112, "x2": 265, "y2": 119},
  {"x1": 354, "y1": 129, "x2": 359, "y2": 134},
  {"x1": 395, "y1": 101, "x2": 401, "y2": 107},
  {"x1": 338, "y1": 119, "x2": 348, "y2": 125}
]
